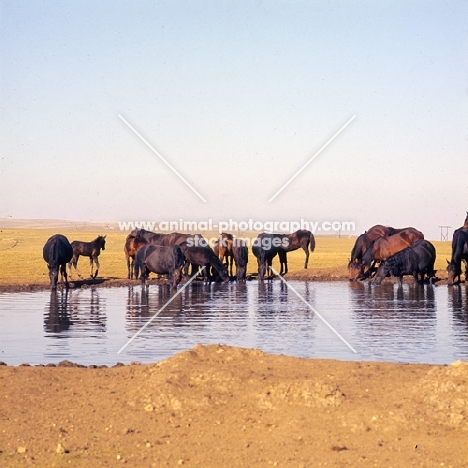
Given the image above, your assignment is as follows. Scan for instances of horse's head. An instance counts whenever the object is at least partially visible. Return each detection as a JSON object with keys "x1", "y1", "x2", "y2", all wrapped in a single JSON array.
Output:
[
  {"x1": 348, "y1": 260, "x2": 364, "y2": 281},
  {"x1": 99, "y1": 235, "x2": 106, "y2": 250},
  {"x1": 48, "y1": 265, "x2": 59, "y2": 290},
  {"x1": 447, "y1": 259, "x2": 461, "y2": 285}
]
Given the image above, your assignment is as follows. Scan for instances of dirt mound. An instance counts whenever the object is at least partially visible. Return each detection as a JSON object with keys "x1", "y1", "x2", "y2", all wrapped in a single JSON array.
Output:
[{"x1": 415, "y1": 360, "x2": 468, "y2": 430}]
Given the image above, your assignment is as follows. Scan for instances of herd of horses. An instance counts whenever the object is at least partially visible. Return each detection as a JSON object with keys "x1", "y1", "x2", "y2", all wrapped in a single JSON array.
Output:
[
  {"x1": 42, "y1": 213, "x2": 468, "y2": 290},
  {"x1": 348, "y1": 212, "x2": 468, "y2": 286}
]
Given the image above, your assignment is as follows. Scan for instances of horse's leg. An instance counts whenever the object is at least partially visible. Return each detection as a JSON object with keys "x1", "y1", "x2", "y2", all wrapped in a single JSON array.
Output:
[
  {"x1": 61, "y1": 263, "x2": 69, "y2": 288},
  {"x1": 130, "y1": 257, "x2": 134, "y2": 279},
  {"x1": 267, "y1": 258, "x2": 273, "y2": 279},
  {"x1": 303, "y1": 245, "x2": 309, "y2": 269},
  {"x1": 73, "y1": 255, "x2": 83, "y2": 278},
  {"x1": 229, "y1": 254, "x2": 233, "y2": 277},
  {"x1": 93, "y1": 256, "x2": 100, "y2": 279},
  {"x1": 141, "y1": 265, "x2": 147, "y2": 287},
  {"x1": 279, "y1": 251, "x2": 287, "y2": 275},
  {"x1": 126, "y1": 254, "x2": 131, "y2": 279}
]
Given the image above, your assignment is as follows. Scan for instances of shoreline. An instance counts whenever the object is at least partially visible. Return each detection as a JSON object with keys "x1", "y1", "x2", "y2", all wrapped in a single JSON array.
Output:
[{"x1": 0, "y1": 268, "x2": 455, "y2": 294}]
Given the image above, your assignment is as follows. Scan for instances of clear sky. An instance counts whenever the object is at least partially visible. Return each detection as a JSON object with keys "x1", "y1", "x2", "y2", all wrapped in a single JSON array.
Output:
[{"x1": 1, "y1": 0, "x2": 467, "y2": 239}]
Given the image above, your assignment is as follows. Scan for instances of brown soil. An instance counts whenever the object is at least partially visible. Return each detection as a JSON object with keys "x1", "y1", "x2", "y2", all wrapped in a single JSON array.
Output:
[{"x1": 1, "y1": 344, "x2": 467, "y2": 467}]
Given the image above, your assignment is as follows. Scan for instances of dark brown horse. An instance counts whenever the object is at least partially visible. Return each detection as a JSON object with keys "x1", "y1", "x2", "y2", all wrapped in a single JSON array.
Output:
[
  {"x1": 131, "y1": 228, "x2": 166, "y2": 244},
  {"x1": 232, "y1": 239, "x2": 248, "y2": 281},
  {"x1": 124, "y1": 234, "x2": 148, "y2": 279},
  {"x1": 156, "y1": 232, "x2": 208, "y2": 248},
  {"x1": 360, "y1": 228, "x2": 424, "y2": 278},
  {"x1": 280, "y1": 229, "x2": 315, "y2": 272},
  {"x1": 178, "y1": 243, "x2": 229, "y2": 283},
  {"x1": 251, "y1": 230, "x2": 315, "y2": 277},
  {"x1": 69, "y1": 235, "x2": 106, "y2": 279}
]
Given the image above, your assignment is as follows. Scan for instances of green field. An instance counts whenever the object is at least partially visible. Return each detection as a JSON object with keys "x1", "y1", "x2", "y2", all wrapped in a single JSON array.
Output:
[{"x1": 0, "y1": 227, "x2": 453, "y2": 286}]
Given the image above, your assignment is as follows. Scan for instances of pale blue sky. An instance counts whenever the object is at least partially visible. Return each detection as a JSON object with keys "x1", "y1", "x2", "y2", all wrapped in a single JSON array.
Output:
[{"x1": 1, "y1": 1, "x2": 467, "y2": 239}]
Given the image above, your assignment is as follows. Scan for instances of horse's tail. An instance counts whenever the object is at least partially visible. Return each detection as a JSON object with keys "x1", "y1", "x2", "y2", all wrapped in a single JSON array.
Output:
[{"x1": 309, "y1": 232, "x2": 316, "y2": 252}]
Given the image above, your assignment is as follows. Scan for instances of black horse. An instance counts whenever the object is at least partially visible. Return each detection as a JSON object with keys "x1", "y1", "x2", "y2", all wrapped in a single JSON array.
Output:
[
  {"x1": 252, "y1": 233, "x2": 285, "y2": 279},
  {"x1": 69, "y1": 235, "x2": 106, "y2": 279},
  {"x1": 43, "y1": 234, "x2": 73, "y2": 290},
  {"x1": 232, "y1": 239, "x2": 249, "y2": 281},
  {"x1": 135, "y1": 244, "x2": 185, "y2": 289},
  {"x1": 447, "y1": 228, "x2": 468, "y2": 285}
]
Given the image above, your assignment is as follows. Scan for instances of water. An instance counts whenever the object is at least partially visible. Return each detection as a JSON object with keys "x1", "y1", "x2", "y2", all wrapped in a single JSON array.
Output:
[{"x1": 0, "y1": 281, "x2": 467, "y2": 366}]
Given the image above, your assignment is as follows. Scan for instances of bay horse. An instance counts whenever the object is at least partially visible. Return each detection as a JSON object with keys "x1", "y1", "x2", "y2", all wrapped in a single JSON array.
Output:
[
  {"x1": 43, "y1": 234, "x2": 73, "y2": 290},
  {"x1": 69, "y1": 235, "x2": 106, "y2": 279},
  {"x1": 360, "y1": 228, "x2": 424, "y2": 279},
  {"x1": 124, "y1": 234, "x2": 148, "y2": 279},
  {"x1": 349, "y1": 225, "x2": 391, "y2": 267},
  {"x1": 213, "y1": 232, "x2": 234, "y2": 276},
  {"x1": 348, "y1": 225, "x2": 424, "y2": 280}
]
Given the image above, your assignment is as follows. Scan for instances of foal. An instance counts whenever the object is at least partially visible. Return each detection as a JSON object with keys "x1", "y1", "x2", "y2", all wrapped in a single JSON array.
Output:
[{"x1": 69, "y1": 235, "x2": 106, "y2": 279}]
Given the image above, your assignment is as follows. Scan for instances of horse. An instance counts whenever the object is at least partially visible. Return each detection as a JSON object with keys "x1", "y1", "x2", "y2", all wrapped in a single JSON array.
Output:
[
  {"x1": 374, "y1": 240, "x2": 436, "y2": 286},
  {"x1": 124, "y1": 234, "x2": 148, "y2": 279},
  {"x1": 232, "y1": 239, "x2": 248, "y2": 281},
  {"x1": 348, "y1": 225, "x2": 420, "y2": 280},
  {"x1": 360, "y1": 229, "x2": 424, "y2": 279},
  {"x1": 131, "y1": 228, "x2": 166, "y2": 244},
  {"x1": 178, "y1": 243, "x2": 229, "y2": 283},
  {"x1": 279, "y1": 229, "x2": 315, "y2": 272},
  {"x1": 213, "y1": 233, "x2": 234, "y2": 276},
  {"x1": 251, "y1": 233, "x2": 284, "y2": 278},
  {"x1": 135, "y1": 244, "x2": 185, "y2": 289},
  {"x1": 43, "y1": 234, "x2": 74, "y2": 290},
  {"x1": 349, "y1": 225, "x2": 391, "y2": 266},
  {"x1": 447, "y1": 228, "x2": 468, "y2": 285},
  {"x1": 69, "y1": 235, "x2": 106, "y2": 279}
]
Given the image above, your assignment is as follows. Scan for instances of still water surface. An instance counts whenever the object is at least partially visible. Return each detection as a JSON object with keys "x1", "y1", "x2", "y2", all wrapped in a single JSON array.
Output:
[{"x1": 1, "y1": 281, "x2": 467, "y2": 366}]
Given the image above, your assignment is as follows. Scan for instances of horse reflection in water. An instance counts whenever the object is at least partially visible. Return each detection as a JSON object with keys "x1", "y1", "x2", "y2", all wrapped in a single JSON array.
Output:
[
  {"x1": 125, "y1": 284, "x2": 184, "y2": 334},
  {"x1": 348, "y1": 282, "x2": 437, "y2": 341},
  {"x1": 448, "y1": 287, "x2": 468, "y2": 357},
  {"x1": 44, "y1": 289, "x2": 72, "y2": 333},
  {"x1": 256, "y1": 280, "x2": 315, "y2": 323}
]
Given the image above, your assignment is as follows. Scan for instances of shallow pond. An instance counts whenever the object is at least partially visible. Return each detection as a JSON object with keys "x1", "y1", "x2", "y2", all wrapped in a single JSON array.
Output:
[{"x1": 1, "y1": 281, "x2": 467, "y2": 366}]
